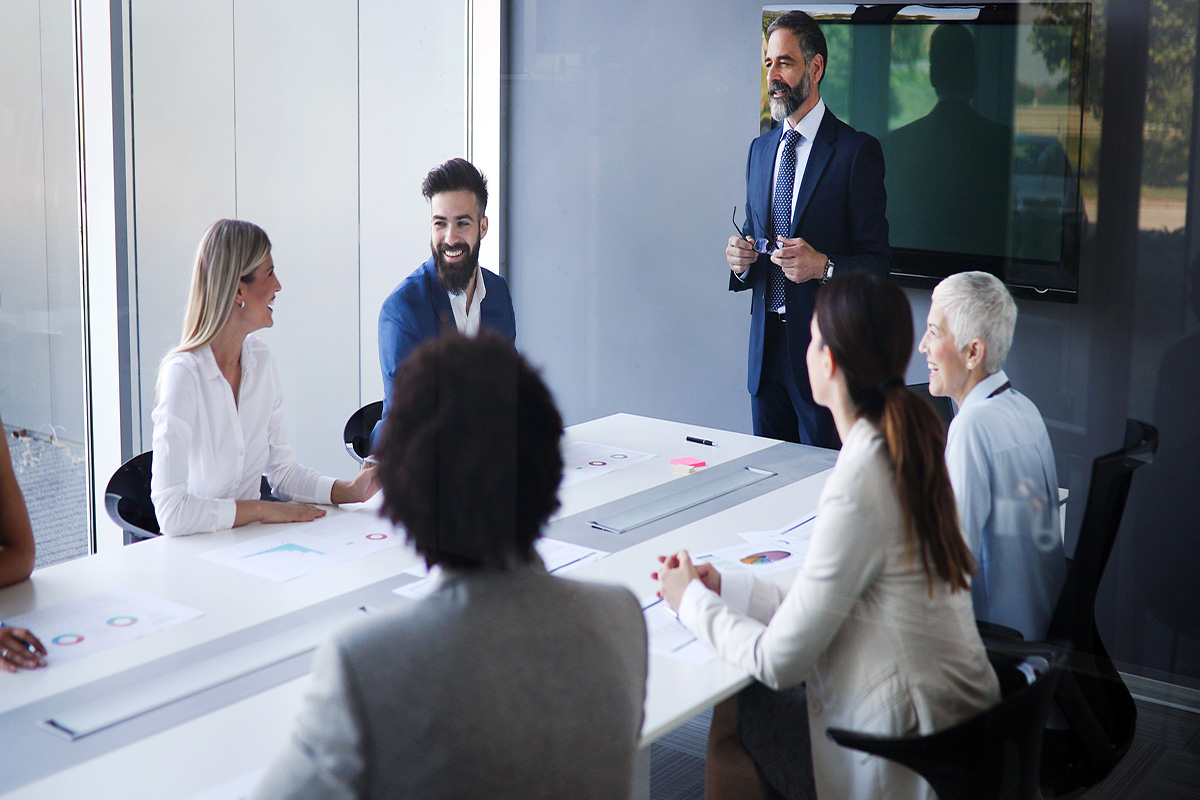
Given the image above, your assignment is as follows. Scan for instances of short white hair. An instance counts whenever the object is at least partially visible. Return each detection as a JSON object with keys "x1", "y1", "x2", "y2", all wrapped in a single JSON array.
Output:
[{"x1": 931, "y1": 271, "x2": 1017, "y2": 374}]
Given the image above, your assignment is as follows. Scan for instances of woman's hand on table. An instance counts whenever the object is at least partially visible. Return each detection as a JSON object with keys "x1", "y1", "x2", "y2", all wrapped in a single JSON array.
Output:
[
  {"x1": 652, "y1": 551, "x2": 721, "y2": 612},
  {"x1": 331, "y1": 464, "x2": 380, "y2": 505},
  {"x1": 0, "y1": 624, "x2": 46, "y2": 672},
  {"x1": 258, "y1": 501, "x2": 327, "y2": 524}
]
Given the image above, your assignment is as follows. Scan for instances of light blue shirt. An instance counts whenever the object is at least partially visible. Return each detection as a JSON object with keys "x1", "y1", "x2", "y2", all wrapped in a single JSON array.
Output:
[{"x1": 946, "y1": 370, "x2": 1066, "y2": 640}]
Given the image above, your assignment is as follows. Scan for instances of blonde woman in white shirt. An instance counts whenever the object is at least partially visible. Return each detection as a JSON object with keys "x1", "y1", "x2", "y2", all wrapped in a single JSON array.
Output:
[
  {"x1": 656, "y1": 272, "x2": 999, "y2": 800},
  {"x1": 151, "y1": 220, "x2": 378, "y2": 536}
]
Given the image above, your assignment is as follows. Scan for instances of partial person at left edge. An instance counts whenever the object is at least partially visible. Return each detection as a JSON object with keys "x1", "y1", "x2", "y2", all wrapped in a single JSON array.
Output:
[
  {"x1": 0, "y1": 412, "x2": 47, "y2": 672},
  {"x1": 150, "y1": 219, "x2": 379, "y2": 537},
  {"x1": 373, "y1": 158, "x2": 516, "y2": 447}
]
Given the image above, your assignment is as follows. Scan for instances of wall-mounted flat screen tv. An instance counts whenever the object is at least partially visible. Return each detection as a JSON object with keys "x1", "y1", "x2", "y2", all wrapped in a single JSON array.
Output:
[{"x1": 764, "y1": 4, "x2": 1091, "y2": 302}]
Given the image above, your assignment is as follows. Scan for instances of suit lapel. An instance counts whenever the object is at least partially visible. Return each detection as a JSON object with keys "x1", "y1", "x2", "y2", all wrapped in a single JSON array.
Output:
[
  {"x1": 425, "y1": 262, "x2": 455, "y2": 331},
  {"x1": 792, "y1": 113, "x2": 838, "y2": 236},
  {"x1": 755, "y1": 126, "x2": 785, "y2": 237}
]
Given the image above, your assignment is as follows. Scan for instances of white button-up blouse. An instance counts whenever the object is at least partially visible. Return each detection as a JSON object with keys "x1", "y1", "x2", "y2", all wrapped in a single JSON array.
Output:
[{"x1": 150, "y1": 335, "x2": 335, "y2": 536}]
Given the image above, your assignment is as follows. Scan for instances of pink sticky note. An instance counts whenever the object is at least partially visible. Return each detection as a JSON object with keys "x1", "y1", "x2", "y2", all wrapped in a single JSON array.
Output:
[{"x1": 671, "y1": 457, "x2": 706, "y2": 468}]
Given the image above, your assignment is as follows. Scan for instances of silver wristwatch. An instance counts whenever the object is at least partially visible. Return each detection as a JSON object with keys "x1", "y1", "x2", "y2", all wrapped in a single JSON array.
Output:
[{"x1": 821, "y1": 258, "x2": 835, "y2": 284}]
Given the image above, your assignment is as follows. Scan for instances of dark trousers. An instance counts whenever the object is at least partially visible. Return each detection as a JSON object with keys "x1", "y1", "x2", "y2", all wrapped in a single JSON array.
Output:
[
  {"x1": 751, "y1": 313, "x2": 838, "y2": 449},
  {"x1": 738, "y1": 682, "x2": 817, "y2": 800}
]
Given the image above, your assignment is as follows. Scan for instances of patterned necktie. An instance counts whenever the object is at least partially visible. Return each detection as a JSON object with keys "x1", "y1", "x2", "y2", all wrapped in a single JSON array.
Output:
[{"x1": 769, "y1": 128, "x2": 803, "y2": 312}]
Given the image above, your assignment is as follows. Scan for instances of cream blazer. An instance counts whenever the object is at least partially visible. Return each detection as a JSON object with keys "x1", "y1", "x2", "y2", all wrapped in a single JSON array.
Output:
[{"x1": 680, "y1": 419, "x2": 999, "y2": 800}]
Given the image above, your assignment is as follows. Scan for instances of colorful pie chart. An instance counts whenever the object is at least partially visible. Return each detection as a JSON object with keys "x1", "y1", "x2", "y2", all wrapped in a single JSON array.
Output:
[
  {"x1": 106, "y1": 616, "x2": 138, "y2": 627},
  {"x1": 366, "y1": 533, "x2": 388, "y2": 541},
  {"x1": 741, "y1": 550, "x2": 792, "y2": 565},
  {"x1": 52, "y1": 633, "x2": 84, "y2": 646}
]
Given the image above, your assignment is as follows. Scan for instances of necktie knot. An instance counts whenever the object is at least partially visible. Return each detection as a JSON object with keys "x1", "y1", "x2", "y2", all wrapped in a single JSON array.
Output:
[{"x1": 784, "y1": 128, "x2": 802, "y2": 150}]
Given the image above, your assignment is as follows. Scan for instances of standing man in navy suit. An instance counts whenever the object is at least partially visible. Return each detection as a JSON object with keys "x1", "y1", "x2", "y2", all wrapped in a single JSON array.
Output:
[
  {"x1": 727, "y1": 10, "x2": 889, "y2": 448},
  {"x1": 375, "y1": 158, "x2": 516, "y2": 445}
]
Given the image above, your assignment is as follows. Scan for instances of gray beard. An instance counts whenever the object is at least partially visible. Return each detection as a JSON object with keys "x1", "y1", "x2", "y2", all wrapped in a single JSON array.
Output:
[{"x1": 769, "y1": 73, "x2": 810, "y2": 122}]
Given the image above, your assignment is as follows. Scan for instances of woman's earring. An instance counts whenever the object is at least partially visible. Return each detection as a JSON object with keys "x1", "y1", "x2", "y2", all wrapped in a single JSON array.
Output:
[{"x1": 237, "y1": 299, "x2": 245, "y2": 308}]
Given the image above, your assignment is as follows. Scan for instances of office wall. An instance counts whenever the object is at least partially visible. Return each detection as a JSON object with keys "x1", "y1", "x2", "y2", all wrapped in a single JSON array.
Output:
[
  {"x1": 0, "y1": 0, "x2": 84, "y2": 440},
  {"x1": 506, "y1": 0, "x2": 1200, "y2": 682},
  {"x1": 128, "y1": 0, "x2": 465, "y2": 478}
]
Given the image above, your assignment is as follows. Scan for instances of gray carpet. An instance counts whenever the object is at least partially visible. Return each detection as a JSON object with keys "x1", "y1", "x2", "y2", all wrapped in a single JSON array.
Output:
[
  {"x1": 649, "y1": 701, "x2": 1200, "y2": 799},
  {"x1": 5, "y1": 431, "x2": 89, "y2": 568}
]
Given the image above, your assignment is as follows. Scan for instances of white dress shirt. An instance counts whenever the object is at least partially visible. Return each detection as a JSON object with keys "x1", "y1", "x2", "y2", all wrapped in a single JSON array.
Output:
[
  {"x1": 679, "y1": 418, "x2": 998, "y2": 799},
  {"x1": 151, "y1": 335, "x2": 335, "y2": 536},
  {"x1": 447, "y1": 264, "x2": 487, "y2": 337},
  {"x1": 946, "y1": 369, "x2": 1066, "y2": 640}
]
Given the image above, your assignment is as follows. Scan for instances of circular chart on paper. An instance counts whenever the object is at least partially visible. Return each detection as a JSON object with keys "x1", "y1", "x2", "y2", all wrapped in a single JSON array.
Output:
[
  {"x1": 52, "y1": 633, "x2": 85, "y2": 646},
  {"x1": 741, "y1": 550, "x2": 792, "y2": 566},
  {"x1": 365, "y1": 533, "x2": 388, "y2": 541},
  {"x1": 610, "y1": 453, "x2": 629, "y2": 459},
  {"x1": 106, "y1": 616, "x2": 138, "y2": 627},
  {"x1": 589, "y1": 461, "x2": 607, "y2": 467}
]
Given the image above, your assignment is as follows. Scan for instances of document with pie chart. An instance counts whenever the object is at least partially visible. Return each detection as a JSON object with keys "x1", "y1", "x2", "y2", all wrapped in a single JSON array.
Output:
[
  {"x1": 2, "y1": 588, "x2": 204, "y2": 666},
  {"x1": 560, "y1": 441, "x2": 656, "y2": 487},
  {"x1": 201, "y1": 510, "x2": 401, "y2": 582}
]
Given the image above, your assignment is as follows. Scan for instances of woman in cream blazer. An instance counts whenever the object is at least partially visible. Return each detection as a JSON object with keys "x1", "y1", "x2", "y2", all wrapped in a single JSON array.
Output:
[{"x1": 658, "y1": 272, "x2": 999, "y2": 800}]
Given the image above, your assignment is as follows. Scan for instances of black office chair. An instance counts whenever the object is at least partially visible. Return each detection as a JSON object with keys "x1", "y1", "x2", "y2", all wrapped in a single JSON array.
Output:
[
  {"x1": 1039, "y1": 419, "x2": 1157, "y2": 795},
  {"x1": 105, "y1": 451, "x2": 281, "y2": 545},
  {"x1": 908, "y1": 382, "x2": 955, "y2": 430},
  {"x1": 105, "y1": 451, "x2": 161, "y2": 545},
  {"x1": 343, "y1": 401, "x2": 383, "y2": 464},
  {"x1": 827, "y1": 642, "x2": 1067, "y2": 800}
]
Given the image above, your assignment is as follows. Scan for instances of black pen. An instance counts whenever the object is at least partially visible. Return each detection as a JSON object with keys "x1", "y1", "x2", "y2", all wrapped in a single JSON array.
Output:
[{"x1": 686, "y1": 436, "x2": 716, "y2": 447}]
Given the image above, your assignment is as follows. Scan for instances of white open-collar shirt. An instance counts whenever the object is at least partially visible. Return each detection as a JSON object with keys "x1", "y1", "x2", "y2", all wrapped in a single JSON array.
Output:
[
  {"x1": 150, "y1": 335, "x2": 335, "y2": 536},
  {"x1": 447, "y1": 263, "x2": 487, "y2": 336}
]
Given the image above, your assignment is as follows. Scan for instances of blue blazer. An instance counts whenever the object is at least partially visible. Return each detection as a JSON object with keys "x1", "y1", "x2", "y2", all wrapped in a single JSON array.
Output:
[
  {"x1": 731, "y1": 110, "x2": 890, "y2": 401},
  {"x1": 377, "y1": 257, "x2": 516, "y2": 430}
]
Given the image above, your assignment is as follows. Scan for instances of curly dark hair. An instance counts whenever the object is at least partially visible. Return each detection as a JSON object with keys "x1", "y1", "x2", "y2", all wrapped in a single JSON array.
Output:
[{"x1": 375, "y1": 332, "x2": 563, "y2": 570}]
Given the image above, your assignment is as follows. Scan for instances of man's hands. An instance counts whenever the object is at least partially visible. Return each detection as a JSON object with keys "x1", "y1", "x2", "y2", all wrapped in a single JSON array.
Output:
[
  {"x1": 771, "y1": 236, "x2": 827, "y2": 283},
  {"x1": 727, "y1": 234, "x2": 827, "y2": 283},
  {"x1": 727, "y1": 235, "x2": 756, "y2": 276}
]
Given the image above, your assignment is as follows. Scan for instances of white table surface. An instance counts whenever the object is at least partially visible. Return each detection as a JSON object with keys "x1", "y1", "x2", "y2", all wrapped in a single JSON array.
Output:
[{"x1": 0, "y1": 413, "x2": 830, "y2": 799}]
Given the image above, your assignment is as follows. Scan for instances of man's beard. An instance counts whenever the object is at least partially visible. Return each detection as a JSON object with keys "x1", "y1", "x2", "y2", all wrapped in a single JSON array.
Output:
[
  {"x1": 433, "y1": 239, "x2": 480, "y2": 294},
  {"x1": 768, "y1": 71, "x2": 811, "y2": 122}
]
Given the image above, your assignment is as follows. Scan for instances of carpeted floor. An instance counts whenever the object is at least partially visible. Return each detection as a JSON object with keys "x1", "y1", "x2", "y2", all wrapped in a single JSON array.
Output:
[
  {"x1": 5, "y1": 430, "x2": 89, "y2": 569},
  {"x1": 650, "y1": 700, "x2": 1200, "y2": 798}
]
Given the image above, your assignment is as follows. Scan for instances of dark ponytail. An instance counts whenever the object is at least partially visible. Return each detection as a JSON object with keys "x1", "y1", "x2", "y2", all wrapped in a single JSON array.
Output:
[{"x1": 815, "y1": 272, "x2": 973, "y2": 594}]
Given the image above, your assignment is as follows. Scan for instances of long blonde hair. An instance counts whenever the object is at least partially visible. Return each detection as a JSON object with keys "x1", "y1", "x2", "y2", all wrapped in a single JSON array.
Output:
[{"x1": 157, "y1": 220, "x2": 271, "y2": 393}]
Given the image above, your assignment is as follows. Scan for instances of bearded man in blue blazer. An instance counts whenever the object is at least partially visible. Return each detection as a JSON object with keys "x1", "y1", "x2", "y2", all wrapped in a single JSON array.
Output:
[
  {"x1": 727, "y1": 10, "x2": 890, "y2": 449},
  {"x1": 375, "y1": 158, "x2": 516, "y2": 445}
]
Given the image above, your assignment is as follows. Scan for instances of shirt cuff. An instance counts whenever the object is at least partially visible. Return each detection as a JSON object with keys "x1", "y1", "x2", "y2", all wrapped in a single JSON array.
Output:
[
  {"x1": 316, "y1": 475, "x2": 336, "y2": 505},
  {"x1": 734, "y1": 268, "x2": 750, "y2": 282},
  {"x1": 677, "y1": 578, "x2": 714, "y2": 631},
  {"x1": 720, "y1": 570, "x2": 757, "y2": 615},
  {"x1": 216, "y1": 498, "x2": 238, "y2": 532}
]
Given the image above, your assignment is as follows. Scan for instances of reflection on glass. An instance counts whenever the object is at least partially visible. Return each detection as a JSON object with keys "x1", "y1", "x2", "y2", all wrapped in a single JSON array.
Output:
[{"x1": 0, "y1": 1, "x2": 87, "y2": 566}]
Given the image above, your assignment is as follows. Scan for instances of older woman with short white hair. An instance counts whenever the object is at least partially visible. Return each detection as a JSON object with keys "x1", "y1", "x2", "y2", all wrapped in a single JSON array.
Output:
[
  {"x1": 919, "y1": 270, "x2": 1065, "y2": 640},
  {"x1": 151, "y1": 220, "x2": 378, "y2": 536}
]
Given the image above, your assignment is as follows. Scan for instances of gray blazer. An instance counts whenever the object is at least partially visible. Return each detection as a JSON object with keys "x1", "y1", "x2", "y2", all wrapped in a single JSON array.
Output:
[{"x1": 253, "y1": 566, "x2": 648, "y2": 800}]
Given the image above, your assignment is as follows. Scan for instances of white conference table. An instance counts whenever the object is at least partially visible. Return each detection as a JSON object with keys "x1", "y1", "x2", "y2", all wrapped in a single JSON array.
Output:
[{"x1": 0, "y1": 413, "x2": 832, "y2": 799}]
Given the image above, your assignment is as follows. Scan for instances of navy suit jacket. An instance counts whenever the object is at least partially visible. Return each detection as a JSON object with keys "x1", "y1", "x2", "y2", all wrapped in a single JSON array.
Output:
[
  {"x1": 377, "y1": 257, "x2": 516, "y2": 429},
  {"x1": 731, "y1": 110, "x2": 890, "y2": 402}
]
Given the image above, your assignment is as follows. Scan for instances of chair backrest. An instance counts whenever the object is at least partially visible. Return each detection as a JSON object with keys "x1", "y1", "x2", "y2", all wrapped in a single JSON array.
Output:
[
  {"x1": 343, "y1": 401, "x2": 383, "y2": 464},
  {"x1": 908, "y1": 382, "x2": 955, "y2": 430},
  {"x1": 1037, "y1": 419, "x2": 1156, "y2": 794},
  {"x1": 826, "y1": 643, "x2": 1066, "y2": 800},
  {"x1": 104, "y1": 451, "x2": 161, "y2": 543}
]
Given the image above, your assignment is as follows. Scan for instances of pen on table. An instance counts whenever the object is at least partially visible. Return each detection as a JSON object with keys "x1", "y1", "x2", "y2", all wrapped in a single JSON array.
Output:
[{"x1": 686, "y1": 436, "x2": 716, "y2": 447}]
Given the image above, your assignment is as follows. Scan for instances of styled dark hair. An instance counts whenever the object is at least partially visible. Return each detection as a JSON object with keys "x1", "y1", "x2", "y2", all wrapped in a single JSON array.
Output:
[
  {"x1": 765, "y1": 10, "x2": 829, "y2": 84},
  {"x1": 421, "y1": 157, "x2": 488, "y2": 215},
  {"x1": 375, "y1": 332, "x2": 563, "y2": 570},
  {"x1": 814, "y1": 271, "x2": 974, "y2": 593}
]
